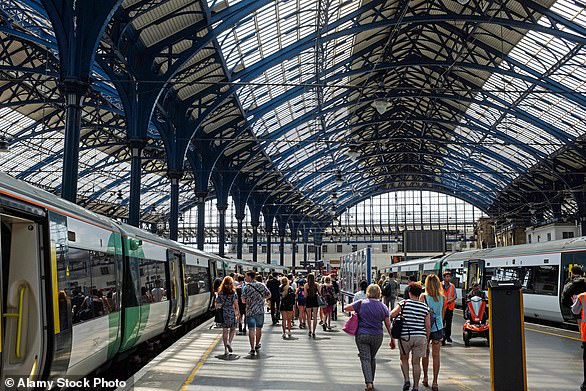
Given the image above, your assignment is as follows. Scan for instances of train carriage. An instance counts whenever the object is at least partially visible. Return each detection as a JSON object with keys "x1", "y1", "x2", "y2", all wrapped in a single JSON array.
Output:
[{"x1": 389, "y1": 237, "x2": 586, "y2": 324}]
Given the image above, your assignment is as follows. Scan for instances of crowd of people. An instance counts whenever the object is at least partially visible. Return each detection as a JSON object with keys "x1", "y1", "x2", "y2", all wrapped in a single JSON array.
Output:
[
  {"x1": 210, "y1": 269, "x2": 462, "y2": 391},
  {"x1": 212, "y1": 271, "x2": 341, "y2": 356}
]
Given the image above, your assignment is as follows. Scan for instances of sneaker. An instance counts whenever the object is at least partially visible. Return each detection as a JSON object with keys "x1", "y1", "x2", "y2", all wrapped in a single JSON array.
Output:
[
  {"x1": 255, "y1": 343, "x2": 261, "y2": 351},
  {"x1": 227, "y1": 345, "x2": 233, "y2": 353},
  {"x1": 249, "y1": 349, "x2": 256, "y2": 356},
  {"x1": 288, "y1": 332, "x2": 292, "y2": 338},
  {"x1": 402, "y1": 381, "x2": 411, "y2": 391},
  {"x1": 446, "y1": 337, "x2": 453, "y2": 343},
  {"x1": 319, "y1": 320, "x2": 323, "y2": 325},
  {"x1": 282, "y1": 333, "x2": 286, "y2": 339}
]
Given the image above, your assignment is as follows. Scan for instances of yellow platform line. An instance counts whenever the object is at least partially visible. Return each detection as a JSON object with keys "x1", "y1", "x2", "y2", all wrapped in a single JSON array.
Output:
[
  {"x1": 448, "y1": 377, "x2": 477, "y2": 391},
  {"x1": 180, "y1": 334, "x2": 222, "y2": 391}
]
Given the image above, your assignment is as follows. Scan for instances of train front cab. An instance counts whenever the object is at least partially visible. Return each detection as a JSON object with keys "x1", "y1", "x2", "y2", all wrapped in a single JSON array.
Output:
[{"x1": 0, "y1": 196, "x2": 49, "y2": 383}]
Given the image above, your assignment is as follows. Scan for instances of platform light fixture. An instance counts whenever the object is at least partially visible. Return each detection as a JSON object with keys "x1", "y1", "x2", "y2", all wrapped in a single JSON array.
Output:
[
  {"x1": 116, "y1": 190, "x2": 123, "y2": 201},
  {"x1": 347, "y1": 145, "x2": 359, "y2": 159},
  {"x1": 372, "y1": 99, "x2": 390, "y2": 115},
  {"x1": 331, "y1": 192, "x2": 338, "y2": 201},
  {"x1": 456, "y1": 0, "x2": 470, "y2": 4}
]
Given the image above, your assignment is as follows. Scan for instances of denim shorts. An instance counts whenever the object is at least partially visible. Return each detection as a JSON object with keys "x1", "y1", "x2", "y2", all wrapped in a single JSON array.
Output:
[{"x1": 246, "y1": 314, "x2": 265, "y2": 329}]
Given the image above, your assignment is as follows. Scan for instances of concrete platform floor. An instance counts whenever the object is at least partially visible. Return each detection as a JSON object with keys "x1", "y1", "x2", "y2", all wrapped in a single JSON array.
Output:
[{"x1": 118, "y1": 308, "x2": 583, "y2": 391}]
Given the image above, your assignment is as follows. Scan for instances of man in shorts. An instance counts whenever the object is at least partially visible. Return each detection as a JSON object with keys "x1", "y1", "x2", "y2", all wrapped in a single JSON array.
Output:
[
  {"x1": 391, "y1": 283, "x2": 430, "y2": 391},
  {"x1": 242, "y1": 270, "x2": 271, "y2": 356}
]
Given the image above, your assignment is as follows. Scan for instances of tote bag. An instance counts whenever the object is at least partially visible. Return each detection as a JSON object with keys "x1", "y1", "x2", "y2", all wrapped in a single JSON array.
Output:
[{"x1": 343, "y1": 300, "x2": 362, "y2": 336}]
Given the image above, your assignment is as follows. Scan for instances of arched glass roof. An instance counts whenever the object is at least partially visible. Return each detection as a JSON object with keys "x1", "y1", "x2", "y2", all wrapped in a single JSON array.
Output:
[{"x1": 0, "y1": 0, "x2": 585, "y2": 226}]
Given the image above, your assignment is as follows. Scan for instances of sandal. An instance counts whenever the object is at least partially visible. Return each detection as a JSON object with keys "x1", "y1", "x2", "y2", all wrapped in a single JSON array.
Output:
[
  {"x1": 402, "y1": 381, "x2": 410, "y2": 391},
  {"x1": 422, "y1": 379, "x2": 429, "y2": 387},
  {"x1": 432, "y1": 385, "x2": 439, "y2": 391}
]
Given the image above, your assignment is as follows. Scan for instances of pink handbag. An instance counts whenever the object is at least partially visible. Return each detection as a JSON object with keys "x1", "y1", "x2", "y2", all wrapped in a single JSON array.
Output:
[
  {"x1": 342, "y1": 300, "x2": 362, "y2": 336},
  {"x1": 342, "y1": 313, "x2": 359, "y2": 336}
]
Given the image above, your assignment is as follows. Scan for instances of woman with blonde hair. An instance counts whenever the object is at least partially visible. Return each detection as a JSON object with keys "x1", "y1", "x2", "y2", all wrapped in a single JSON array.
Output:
[
  {"x1": 344, "y1": 284, "x2": 392, "y2": 391},
  {"x1": 279, "y1": 276, "x2": 295, "y2": 338},
  {"x1": 216, "y1": 276, "x2": 240, "y2": 356},
  {"x1": 419, "y1": 274, "x2": 445, "y2": 391}
]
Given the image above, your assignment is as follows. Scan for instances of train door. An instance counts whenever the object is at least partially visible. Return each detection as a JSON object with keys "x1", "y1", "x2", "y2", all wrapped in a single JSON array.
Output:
[
  {"x1": 1, "y1": 207, "x2": 48, "y2": 383},
  {"x1": 560, "y1": 251, "x2": 586, "y2": 321},
  {"x1": 462, "y1": 259, "x2": 485, "y2": 307},
  {"x1": 167, "y1": 250, "x2": 184, "y2": 328}
]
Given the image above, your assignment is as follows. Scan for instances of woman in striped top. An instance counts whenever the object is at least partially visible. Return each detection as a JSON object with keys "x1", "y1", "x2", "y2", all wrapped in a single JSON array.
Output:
[{"x1": 391, "y1": 283, "x2": 430, "y2": 391}]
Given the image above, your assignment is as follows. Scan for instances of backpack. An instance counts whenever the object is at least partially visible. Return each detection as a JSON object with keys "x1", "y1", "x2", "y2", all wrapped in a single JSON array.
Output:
[
  {"x1": 283, "y1": 287, "x2": 295, "y2": 306},
  {"x1": 324, "y1": 285, "x2": 336, "y2": 305},
  {"x1": 382, "y1": 281, "x2": 392, "y2": 297},
  {"x1": 297, "y1": 287, "x2": 305, "y2": 301}
]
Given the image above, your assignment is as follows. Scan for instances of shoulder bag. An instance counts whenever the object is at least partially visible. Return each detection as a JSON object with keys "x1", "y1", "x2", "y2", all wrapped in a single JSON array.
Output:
[
  {"x1": 214, "y1": 295, "x2": 225, "y2": 324},
  {"x1": 391, "y1": 301, "x2": 406, "y2": 339},
  {"x1": 343, "y1": 300, "x2": 362, "y2": 336}
]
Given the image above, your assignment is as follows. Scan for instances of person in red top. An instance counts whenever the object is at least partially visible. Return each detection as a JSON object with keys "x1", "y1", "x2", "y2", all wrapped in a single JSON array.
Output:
[
  {"x1": 441, "y1": 271, "x2": 457, "y2": 345},
  {"x1": 571, "y1": 290, "x2": 586, "y2": 391}
]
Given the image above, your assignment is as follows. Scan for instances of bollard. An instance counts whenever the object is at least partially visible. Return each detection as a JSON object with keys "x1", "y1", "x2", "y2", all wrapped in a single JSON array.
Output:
[{"x1": 488, "y1": 280, "x2": 527, "y2": 391}]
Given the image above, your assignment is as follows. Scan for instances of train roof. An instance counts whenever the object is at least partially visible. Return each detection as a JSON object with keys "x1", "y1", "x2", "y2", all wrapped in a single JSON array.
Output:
[
  {"x1": 444, "y1": 236, "x2": 586, "y2": 261},
  {"x1": 0, "y1": 172, "x2": 117, "y2": 230}
]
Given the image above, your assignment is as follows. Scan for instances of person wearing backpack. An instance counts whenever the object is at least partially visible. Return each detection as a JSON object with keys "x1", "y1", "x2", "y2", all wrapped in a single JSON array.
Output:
[
  {"x1": 321, "y1": 276, "x2": 336, "y2": 331},
  {"x1": 296, "y1": 277, "x2": 307, "y2": 329},
  {"x1": 419, "y1": 275, "x2": 445, "y2": 391},
  {"x1": 279, "y1": 276, "x2": 295, "y2": 338},
  {"x1": 331, "y1": 274, "x2": 340, "y2": 320},
  {"x1": 563, "y1": 265, "x2": 586, "y2": 312},
  {"x1": 382, "y1": 273, "x2": 399, "y2": 310}
]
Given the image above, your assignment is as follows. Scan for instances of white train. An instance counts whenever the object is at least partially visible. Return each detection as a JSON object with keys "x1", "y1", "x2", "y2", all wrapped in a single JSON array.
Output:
[
  {"x1": 388, "y1": 238, "x2": 586, "y2": 324},
  {"x1": 0, "y1": 173, "x2": 286, "y2": 384}
]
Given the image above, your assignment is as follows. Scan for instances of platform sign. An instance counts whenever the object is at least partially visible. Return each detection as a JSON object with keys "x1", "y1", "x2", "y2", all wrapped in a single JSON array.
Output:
[{"x1": 488, "y1": 280, "x2": 527, "y2": 391}]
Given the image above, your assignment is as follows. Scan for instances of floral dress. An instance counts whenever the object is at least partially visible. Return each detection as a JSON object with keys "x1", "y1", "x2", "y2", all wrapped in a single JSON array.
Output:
[{"x1": 216, "y1": 292, "x2": 238, "y2": 328}]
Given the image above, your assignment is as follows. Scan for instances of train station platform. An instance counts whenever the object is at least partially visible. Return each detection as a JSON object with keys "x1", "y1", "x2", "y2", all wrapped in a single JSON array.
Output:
[{"x1": 117, "y1": 308, "x2": 582, "y2": 391}]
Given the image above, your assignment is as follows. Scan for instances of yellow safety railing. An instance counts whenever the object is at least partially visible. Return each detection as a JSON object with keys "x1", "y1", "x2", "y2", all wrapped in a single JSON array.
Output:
[{"x1": 3, "y1": 285, "x2": 26, "y2": 359}]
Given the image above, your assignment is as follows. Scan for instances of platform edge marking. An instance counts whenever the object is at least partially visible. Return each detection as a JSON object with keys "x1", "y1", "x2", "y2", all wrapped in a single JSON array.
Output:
[
  {"x1": 524, "y1": 326, "x2": 582, "y2": 341},
  {"x1": 179, "y1": 333, "x2": 222, "y2": 391}
]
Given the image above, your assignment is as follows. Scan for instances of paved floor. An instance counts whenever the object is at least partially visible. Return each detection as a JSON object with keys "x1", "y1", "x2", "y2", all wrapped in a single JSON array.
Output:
[{"x1": 118, "y1": 308, "x2": 583, "y2": 391}]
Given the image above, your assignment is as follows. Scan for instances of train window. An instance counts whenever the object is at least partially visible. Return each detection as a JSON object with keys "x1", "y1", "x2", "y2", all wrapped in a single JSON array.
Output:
[
  {"x1": 69, "y1": 248, "x2": 119, "y2": 323},
  {"x1": 451, "y1": 269, "x2": 464, "y2": 289},
  {"x1": 137, "y1": 258, "x2": 168, "y2": 304},
  {"x1": 90, "y1": 251, "x2": 119, "y2": 313},
  {"x1": 489, "y1": 267, "x2": 533, "y2": 292},
  {"x1": 185, "y1": 265, "x2": 210, "y2": 295},
  {"x1": 532, "y1": 266, "x2": 558, "y2": 295}
]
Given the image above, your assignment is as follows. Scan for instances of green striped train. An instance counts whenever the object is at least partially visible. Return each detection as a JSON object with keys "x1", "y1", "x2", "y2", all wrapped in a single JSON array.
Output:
[{"x1": 0, "y1": 173, "x2": 285, "y2": 384}]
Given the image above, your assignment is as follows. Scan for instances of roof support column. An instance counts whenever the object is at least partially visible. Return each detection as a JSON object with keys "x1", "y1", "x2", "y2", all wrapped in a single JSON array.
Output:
[
  {"x1": 128, "y1": 139, "x2": 145, "y2": 227},
  {"x1": 290, "y1": 220, "x2": 299, "y2": 274},
  {"x1": 302, "y1": 227, "x2": 310, "y2": 270},
  {"x1": 252, "y1": 223, "x2": 259, "y2": 263},
  {"x1": 217, "y1": 202, "x2": 228, "y2": 257},
  {"x1": 314, "y1": 229, "x2": 323, "y2": 265},
  {"x1": 60, "y1": 80, "x2": 88, "y2": 203},
  {"x1": 196, "y1": 192, "x2": 207, "y2": 250},
  {"x1": 168, "y1": 171, "x2": 183, "y2": 241},
  {"x1": 236, "y1": 213, "x2": 245, "y2": 259},
  {"x1": 263, "y1": 210, "x2": 275, "y2": 265},
  {"x1": 266, "y1": 230, "x2": 272, "y2": 265}
]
